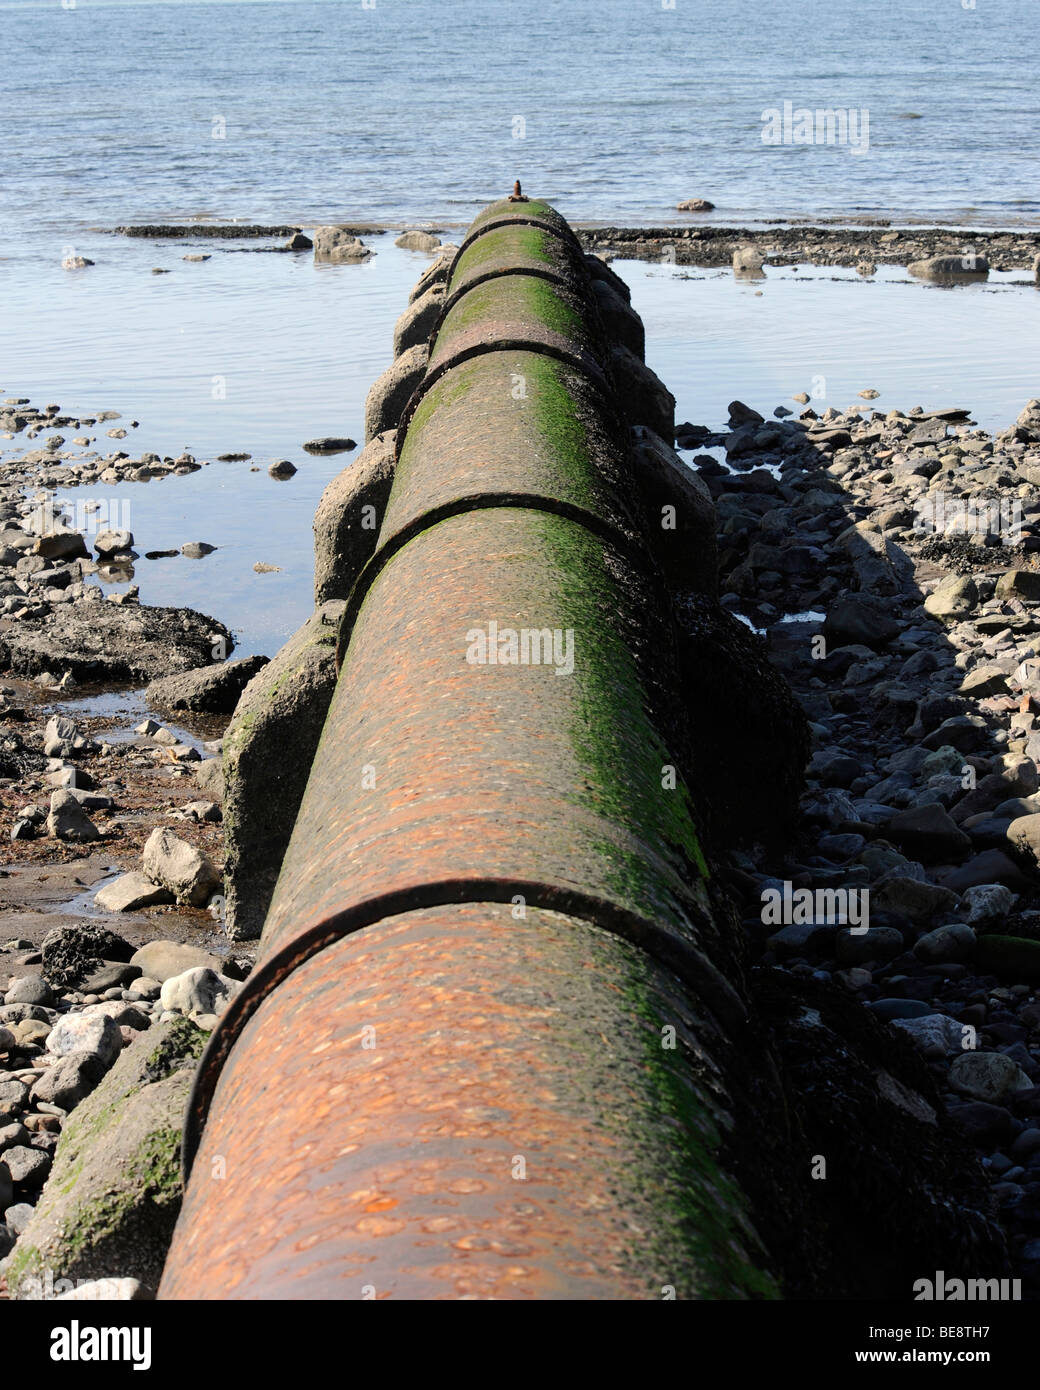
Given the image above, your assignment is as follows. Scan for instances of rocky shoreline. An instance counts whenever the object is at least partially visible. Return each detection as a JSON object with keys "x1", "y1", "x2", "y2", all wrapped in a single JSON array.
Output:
[
  {"x1": 102, "y1": 219, "x2": 1040, "y2": 275},
  {"x1": 579, "y1": 223, "x2": 1040, "y2": 271},
  {"x1": 704, "y1": 391, "x2": 1040, "y2": 1297}
]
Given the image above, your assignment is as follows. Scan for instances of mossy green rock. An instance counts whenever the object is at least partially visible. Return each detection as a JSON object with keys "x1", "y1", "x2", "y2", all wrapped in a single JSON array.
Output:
[
  {"x1": 975, "y1": 934, "x2": 1040, "y2": 981},
  {"x1": 3, "y1": 1018, "x2": 205, "y2": 1299},
  {"x1": 222, "y1": 600, "x2": 345, "y2": 939}
]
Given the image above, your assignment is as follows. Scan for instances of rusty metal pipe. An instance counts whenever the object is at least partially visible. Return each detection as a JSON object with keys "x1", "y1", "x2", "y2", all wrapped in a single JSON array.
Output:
[{"x1": 159, "y1": 199, "x2": 777, "y2": 1300}]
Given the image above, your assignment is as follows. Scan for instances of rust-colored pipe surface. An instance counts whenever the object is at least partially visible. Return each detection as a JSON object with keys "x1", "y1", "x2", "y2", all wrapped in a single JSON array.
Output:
[{"x1": 159, "y1": 199, "x2": 777, "y2": 1301}]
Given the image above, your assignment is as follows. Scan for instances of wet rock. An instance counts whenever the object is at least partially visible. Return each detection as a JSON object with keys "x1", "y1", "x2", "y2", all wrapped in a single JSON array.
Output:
[
  {"x1": 394, "y1": 230, "x2": 441, "y2": 252},
  {"x1": 302, "y1": 437, "x2": 357, "y2": 455},
  {"x1": 908, "y1": 254, "x2": 989, "y2": 279},
  {"x1": 313, "y1": 227, "x2": 372, "y2": 263},
  {"x1": 94, "y1": 873, "x2": 173, "y2": 914},
  {"x1": 93, "y1": 529, "x2": 134, "y2": 557},
  {"x1": 0, "y1": 598, "x2": 232, "y2": 682},
  {"x1": 145, "y1": 654, "x2": 268, "y2": 715},
  {"x1": 285, "y1": 232, "x2": 312, "y2": 251},
  {"x1": 223, "y1": 601, "x2": 345, "y2": 938},
  {"x1": 142, "y1": 828, "x2": 220, "y2": 907},
  {"x1": 268, "y1": 459, "x2": 296, "y2": 478},
  {"x1": 3, "y1": 1019, "x2": 205, "y2": 1300},
  {"x1": 949, "y1": 1052, "x2": 1033, "y2": 1103},
  {"x1": 181, "y1": 541, "x2": 216, "y2": 558},
  {"x1": 677, "y1": 198, "x2": 714, "y2": 212},
  {"x1": 313, "y1": 431, "x2": 395, "y2": 605}
]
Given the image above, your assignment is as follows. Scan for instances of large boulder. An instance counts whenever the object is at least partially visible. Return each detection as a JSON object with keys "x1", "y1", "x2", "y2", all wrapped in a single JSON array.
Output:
[
  {"x1": 609, "y1": 344, "x2": 675, "y2": 443},
  {"x1": 886, "y1": 804, "x2": 971, "y2": 863},
  {"x1": 145, "y1": 655, "x2": 269, "y2": 715},
  {"x1": 630, "y1": 427, "x2": 717, "y2": 597},
  {"x1": 908, "y1": 254, "x2": 989, "y2": 280},
  {"x1": 394, "y1": 229, "x2": 441, "y2": 253},
  {"x1": 94, "y1": 873, "x2": 173, "y2": 914},
  {"x1": 924, "y1": 574, "x2": 978, "y2": 621},
  {"x1": 41, "y1": 925, "x2": 134, "y2": 992},
  {"x1": 0, "y1": 599, "x2": 232, "y2": 683},
  {"x1": 222, "y1": 601, "x2": 345, "y2": 939},
  {"x1": 313, "y1": 431, "x2": 395, "y2": 605},
  {"x1": 592, "y1": 278, "x2": 645, "y2": 359},
  {"x1": 130, "y1": 939, "x2": 230, "y2": 984},
  {"x1": 392, "y1": 284, "x2": 445, "y2": 357},
  {"x1": 47, "y1": 1012, "x2": 122, "y2": 1069},
  {"x1": 363, "y1": 343, "x2": 428, "y2": 442},
  {"x1": 995, "y1": 569, "x2": 1040, "y2": 602},
  {"x1": 1, "y1": 1020, "x2": 205, "y2": 1300},
  {"x1": 312, "y1": 227, "x2": 372, "y2": 263},
  {"x1": 159, "y1": 966, "x2": 239, "y2": 1021},
  {"x1": 46, "y1": 790, "x2": 98, "y2": 842},
  {"x1": 407, "y1": 250, "x2": 454, "y2": 304},
  {"x1": 142, "y1": 828, "x2": 220, "y2": 907},
  {"x1": 822, "y1": 594, "x2": 899, "y2": 649}
]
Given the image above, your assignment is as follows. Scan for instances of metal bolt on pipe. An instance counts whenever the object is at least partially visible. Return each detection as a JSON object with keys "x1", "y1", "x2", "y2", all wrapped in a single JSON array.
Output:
[{"x1": 159, "y1": 198, "x2": 780, "y2": 1301}]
